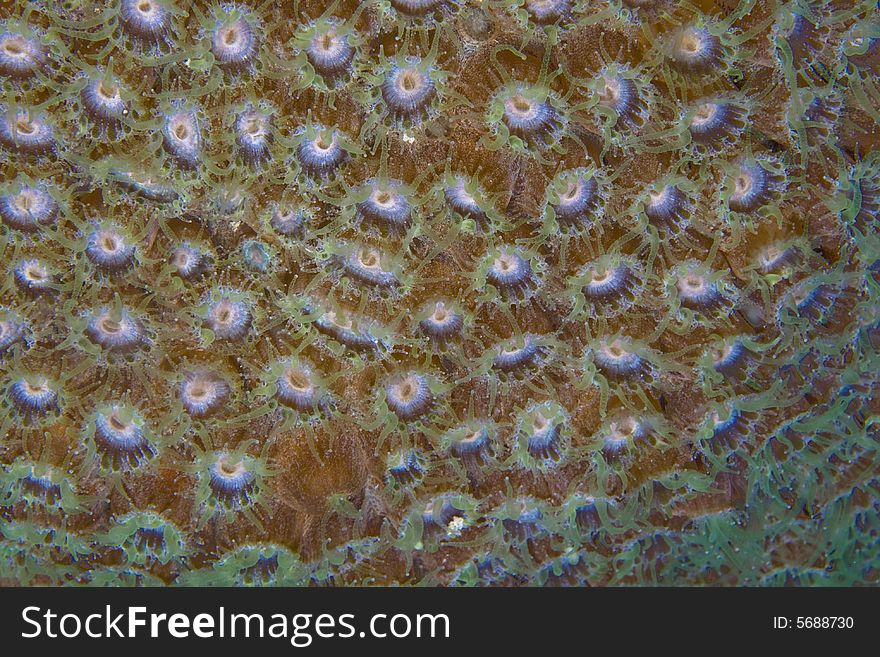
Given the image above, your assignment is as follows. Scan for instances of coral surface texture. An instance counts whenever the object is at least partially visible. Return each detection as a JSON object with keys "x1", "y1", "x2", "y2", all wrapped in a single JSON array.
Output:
[{"x1": 1, "y1": 0, "x2": 879, "y2": 586}]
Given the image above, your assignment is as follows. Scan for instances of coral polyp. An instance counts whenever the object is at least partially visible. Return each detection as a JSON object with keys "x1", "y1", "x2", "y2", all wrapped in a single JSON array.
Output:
[
  {"x1": 355, "y1": 178, "x2": 413, "y2": 233},
  {"x1": 171, "y1": 242, "x2": 212, "y2": 280},
  {"x1": 686, "y1": 99, "x2": 748, "y2": 149},
  {"x1": 79, "y1": 74, "x2": 129, "y2": 134},
  {"x1": 444, "y1": 175, "x2": 492, "y2": 227},
  {"x1": 84, "y1": 403, "x2": 157, "y2": 472},
  {"x1": 84, "y1": 307, "x2": 145, "y2": 353},
  {"x1": 490, "y1": 82, "x2": 564, "y2": 153},
  {"x1": 384, "y1": 372, "x2": 433, "y2": 422},
  {"x1": 201, "y1": 289, "x2": 252, "y2": 342},
  {"x1": 301, "y1": 19, "x2": 356, "y2": 86},
  {"x1": 0, "y1": 108, "x2": 55, "y2": 155},
  {"x1": 725, "y1": 158, "x2": 785, "y2": 215},
  {"x1": 234, "y1": 105, "x2": 273, "y2": 164},
  {"x1": 209, "y1": 5, "x2": 259, "y2": 71},
  {"x1": 492, "y1": 333, "x2": 545, "y2": 373},
  {"x1": 162, "y1": 105, "x2": 202, "y2": 168},
  {"x1": 477, "y1": 245, "x2": 544, "y2": 305},
  {"x1": 0, "y1": 182, "x2": 57, "y2": 232},
  {"x1": 642, "y1": 181, "x2": 692, "y2": 234},
  {"x1": 12, "y1": 258, "x2": 53, "y2": 295},
  {"x1": 381, "y1": 59, "x2": 436, "y2": 121},
  {"x1": 386, "y1": 449, "x2": 425, "y2": 486},
  {"x1": 705, "y1": 337, "x2": 752, "y2": 382},
  {"x1": 521, "y1": 0, "x2": 572, "y2": 27},
  {"x1": 667, "y1": 24, "x2": 726, "y2": 74},
  {"x1": 389, "y1": 0, "x2": 452, "y2": 19},
  {"x1": 0, "y1": 0, "x2": 877, "y2": 589},
  {"x1": 119, "y1": 0, "x2": 176, "y2": 48},
  {"x1": 6, "y1": 375, "x2": 60, "y2": 417},
  {"x1": 590, "y1": 336, "x2": 650, "y2": 383},
  {"x1": 418, "y1": 300, "x2": 463, "y2": 342},
  {"x1": 270, "y1": 359, "x2": 324, "y2": 414},
  {"x1": 442, "y1": 422, "x2": 494, "y2": 466},
  {"x1": 545, "y1": 168, "x2": 603, "y2": 230},
  {"x1": 268, "y1": 201, "x2": 308, "y2": 239},
  {"x1": 85, "y1": 224, "x2": 136, "y2": 273},
  {"x1": 669, "y1": 262, "x2": 731, "y2": 314},
  {"x1": 513, "y1": 400, "x2": 569, "y2": 468},
  {"x1": 179, "y1": 370, "x2": 230, "y2": 419},
  {"x1": 570, "y1": 254, "x2": 643, "y2": 318},
  {"x1": 0, "y1": 30, "x2": 45, "y2": 79},
  {"x1": 294, "y1": 124, "x2": 350, "y2": 178},
  {"x1": 589, "y1": 65, "x2": 652, "y2": 136},
  {"x1": 0, "y1": 311, "x2": 28, "y2": 353},
  {"x1": 192, "y1": 443, "x2": 272, "y2": 524},
  {"x1": 334, "y1": 242, "x2": 401, "y2": 290}
]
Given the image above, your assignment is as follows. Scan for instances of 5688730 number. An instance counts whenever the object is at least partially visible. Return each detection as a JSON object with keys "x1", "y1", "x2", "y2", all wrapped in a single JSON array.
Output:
[{"x1": 796, "y1": 617, "x2": 854, "y2": 629}]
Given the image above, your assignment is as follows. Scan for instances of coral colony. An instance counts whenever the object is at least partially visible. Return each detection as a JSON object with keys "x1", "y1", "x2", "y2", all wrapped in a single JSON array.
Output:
[{"x1": 0, "y1": 0, "x2": 878, "y2": 587}]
